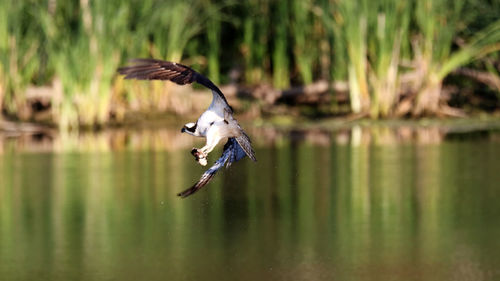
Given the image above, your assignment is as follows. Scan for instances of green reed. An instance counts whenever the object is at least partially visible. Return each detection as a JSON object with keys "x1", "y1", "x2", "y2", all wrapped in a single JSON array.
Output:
[
  {"x1": 204, "y1": 0, "x2": 234, "y2": 85},
  {"x1": 206, "y1": 14, "x2": 221, "y2": 85},
  {"x1": 0, "y1": 1, "x2": 42, "y2": 118},
  {"x1": 315, "y1": 0, "x2": 347, "y2": 82},
  {"x1": 241, "y1": 0, "x2": 270, "y2": 85},
  {"x1": 325, "y1": 0, "x2": 412, "y2": 117},
  {"x1": 410, "y1": 0, "x2": 465, "y2": 115},
  {"x1": 367, "y1": 0, "x2": 410, "y2": 118},
  {"x1": 322, "y1": 0, "x2": 499, "y2": 117},
  {"x1": 39, "y1": 0, "x2": 133, "y2": 129},
  {"x1": 411, "y1": 0, "x2": 500, "y2": 115},
  {"x1": 0, "y1": 0, "x2": 499, "y2": 128},
  {"x1": 291, "y1": 0, "x2": 314, "y2": 85},
  {"x1": 338, "y1": 0, "x2": 370, "y2": 113},
  {"x1": 272, "y1": 0, "x2": 290, "y2": 89},
  {"x1": 37, "y1": 0, "x2": 212, "y2": 128},
  {"x1": 150, "y1": 0, "x2": 206, "y2": 62}
]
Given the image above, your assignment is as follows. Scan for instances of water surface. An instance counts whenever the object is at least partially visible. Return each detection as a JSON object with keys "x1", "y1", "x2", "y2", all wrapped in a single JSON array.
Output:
[{"x1": 1, "y1": 127, "x2": 499, "y2": 281}]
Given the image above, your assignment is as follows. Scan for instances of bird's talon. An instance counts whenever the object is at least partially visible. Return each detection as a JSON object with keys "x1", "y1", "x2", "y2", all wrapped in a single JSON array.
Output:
[
  {"x1": 191, "y1": 148, "x2": 208, "y2": 166},
  {"x1": 198, "y1": 157, "x2": 207, "y2": 166}
]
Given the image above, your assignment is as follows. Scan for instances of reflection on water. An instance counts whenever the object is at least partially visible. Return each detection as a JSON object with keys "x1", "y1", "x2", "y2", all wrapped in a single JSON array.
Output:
[
  {"x1": 2, "y1": 122, "x2": 500, "y2": 153},
  {"x1": 1, "y1": 125, "x2": 500, "y2": 281}
]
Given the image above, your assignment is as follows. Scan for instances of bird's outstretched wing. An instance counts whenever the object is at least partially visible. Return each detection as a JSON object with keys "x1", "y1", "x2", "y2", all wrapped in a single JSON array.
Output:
[
  {"x1": 222, "y1": 108, "x2": 257, "y2": 162},
  {"x1": 177, "y1": 138, "x2": 247, "y2": 198},
  {"x1": 117, "y1": 58, "x2": 230, "y2": 110},
  {"x1": 235, "y1": 131, "x2": 257, "y2": 162}
]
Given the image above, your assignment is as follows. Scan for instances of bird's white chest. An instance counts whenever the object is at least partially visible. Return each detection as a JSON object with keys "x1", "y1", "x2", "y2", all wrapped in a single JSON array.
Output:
[{"x1": 196, "y1": 109, "x2": 224, "y2": 136}]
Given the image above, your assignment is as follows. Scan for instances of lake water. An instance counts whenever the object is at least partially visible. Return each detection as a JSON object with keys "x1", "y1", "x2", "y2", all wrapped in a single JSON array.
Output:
[{"x1": 1, "y1": 125, "x2": 500, "y2": 281}]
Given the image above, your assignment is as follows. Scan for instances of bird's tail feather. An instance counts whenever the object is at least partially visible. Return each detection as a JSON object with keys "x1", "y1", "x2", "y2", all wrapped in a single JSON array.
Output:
[
  {"x1": 177, "y1": 141, "x2": 233, "y2": 198},
  {"x1": 177, "y1": 137, "x2": 255, "y2": 198},
  {"x1": 235, "y1": 132, "x2": 257, "y2": 162},
  {"x1": 177, "y1": 172, "x2": 217, "y2": 198}
]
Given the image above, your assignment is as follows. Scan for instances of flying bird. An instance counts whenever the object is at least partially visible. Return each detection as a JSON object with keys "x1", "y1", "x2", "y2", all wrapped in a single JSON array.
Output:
[{"x1": 117, "y1": 58, "x2": 256, "y2": 197}]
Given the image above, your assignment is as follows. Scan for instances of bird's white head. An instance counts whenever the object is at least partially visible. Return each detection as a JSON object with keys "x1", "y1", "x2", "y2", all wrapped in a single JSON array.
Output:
[{"x1": 181, "y1": 122, "x2": 197, "y2": 135}]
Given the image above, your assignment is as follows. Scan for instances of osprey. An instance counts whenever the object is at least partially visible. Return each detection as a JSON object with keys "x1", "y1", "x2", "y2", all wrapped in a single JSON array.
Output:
[{"x1": 117, "y1": 58, "x2": 256, "y2": 197}]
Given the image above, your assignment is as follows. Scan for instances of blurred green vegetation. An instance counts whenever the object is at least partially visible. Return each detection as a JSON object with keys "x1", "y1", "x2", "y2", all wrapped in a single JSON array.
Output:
[{"x1": 1, "y1": 0, "x2": 500, "y2": 129}]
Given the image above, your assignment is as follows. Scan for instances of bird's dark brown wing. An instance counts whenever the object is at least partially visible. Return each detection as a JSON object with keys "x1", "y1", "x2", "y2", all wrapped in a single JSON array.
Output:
[{"x1": 117, "y1": 58, "x2": 230, "y2": 107}]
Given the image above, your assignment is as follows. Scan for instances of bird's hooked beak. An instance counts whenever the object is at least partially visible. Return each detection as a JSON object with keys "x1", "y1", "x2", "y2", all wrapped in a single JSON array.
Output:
[{"x1": 181, "y1": 122, "x2": 197, "y2": 134}]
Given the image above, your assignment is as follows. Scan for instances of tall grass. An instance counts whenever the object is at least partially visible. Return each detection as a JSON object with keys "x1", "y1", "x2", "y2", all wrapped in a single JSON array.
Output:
[
  {"x1": 0, "y1": 1, "x2": 42, "y2": 118},
  {"x1": 37, "y1": 0, "x2": 213, "y2": 129},
  {"x1": 0, "y1": 0, "x2": 499, "y2": 128},
  {"x1": 410, "y1": 0, "x2": 500, "y2": 115},
  {"x1": 204, "y1": 1, "x2": 234, "y2": 85},
  {"x1": 367, "y1": 0, "x2": 410, "y2": 117},
  {"x1": 321, "y1": 0, "x2": 410, "y2": 117},
  {"x1": 145, "y1": 0, "x2": 210, "y2": 110},
  {"x1": 149, "y1": 0, "x2": 207, "y2": 62},
  {"x1": 322, "y1": 0, "x2": 500, "y2": 117},
  {"x1": 271, "y1": 0, "x2": 290, "y2": 89},
  {"x1": 206, "y1": 14, "x2": 221, "y2": 85},
  {"x1": 338, "y1": 0, "x2": 370, "y2": 113},
  {"x1": 314, "y1": 0, "x2": 347, "y2": 82},
  {"x1": 411, "y1": 0, "x2": 466, "y2": 115},
  {"x1": 39, "y1": 0, "x2": 132, "y2": 129},
  {"x1": 291, "y1": 0, "x2": 314, "y2": 85},
  {"x1": 241, "y1": 0, "x2": 270, "y2": 85}
]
